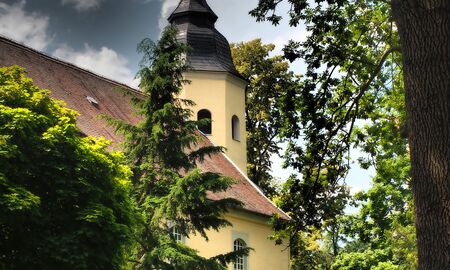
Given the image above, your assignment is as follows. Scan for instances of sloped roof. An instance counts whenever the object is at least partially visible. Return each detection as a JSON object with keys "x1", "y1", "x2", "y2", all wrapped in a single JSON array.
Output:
[
  {"x1": 0, "y1": 36, "x2": 289, "y2": 220},
  {"x1": 168, "y1": 0, "x2": 218, "y2": 22},
  {"x1": 168, "y1": 0, "x2": 245, "y2": 80}
]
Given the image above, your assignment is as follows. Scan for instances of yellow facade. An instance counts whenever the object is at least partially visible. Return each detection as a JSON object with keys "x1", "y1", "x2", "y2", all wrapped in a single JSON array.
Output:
[
  {"x1": 185, "y1": 209, "x2": 290, "y2": 270},
  {"x1": 179, "y1": 70, "x2": 290, "y2": 270},
  {"x1": 180, "y1": 71, "x2": 248, "y2": 174}
]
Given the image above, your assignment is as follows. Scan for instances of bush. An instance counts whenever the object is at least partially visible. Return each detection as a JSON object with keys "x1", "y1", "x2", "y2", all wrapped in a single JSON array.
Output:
[{"x1": 0, "y1": 66, "x2": 134, "y2": 270}]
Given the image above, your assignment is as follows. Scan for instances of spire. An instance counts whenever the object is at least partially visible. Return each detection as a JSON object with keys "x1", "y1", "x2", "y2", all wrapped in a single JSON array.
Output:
[
  {"x1": 168, "y1": 0, "x2": 218, "y2": 25},
  {"x1": 167, "y1": 0, "x2": 244, "y2": 80}
]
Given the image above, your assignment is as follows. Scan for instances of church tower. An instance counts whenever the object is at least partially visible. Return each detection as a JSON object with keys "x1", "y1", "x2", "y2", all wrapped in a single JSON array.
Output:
[{"x1": 168, "y1": 0, "x2": 248, "y2": 174}]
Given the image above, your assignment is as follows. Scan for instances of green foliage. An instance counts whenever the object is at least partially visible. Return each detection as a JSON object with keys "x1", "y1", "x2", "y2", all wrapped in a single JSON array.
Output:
[
  {"x1": 289, "y1": 228, "x2": 334, "y2": 270},
  {"x1": 289, "y1": 67, "x2": 417, "y2": 269},
  {"x1": 251, "y1": 0, "x2": 401, "y2": 231},
  {"x1": 108, "y1": 26, "x2": 249, "y2": 270},
  {"x1": 230, "y1": 39, "x2": 299, "y2": 196},
  {"x1": 331, "y1": 249, "x2": 397, "y2": 270},
  {"x1": 250, "y1": 1, "x2": 418, "y2": 268},
  {"x1": 335, "y1": 83, "x2": 416, "y2": 269},
  {"x1": 0, "y1": 66, "x2": 134, "y2": 270},
  {"x1": 281, "y1": 68, "x2": 416, "y2": 269}
]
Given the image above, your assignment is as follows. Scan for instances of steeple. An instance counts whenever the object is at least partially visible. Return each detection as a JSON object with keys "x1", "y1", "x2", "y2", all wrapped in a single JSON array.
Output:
[
  {"x1": 168, "y1": 0, "x2": 242, "y2": 79},
  {"x1": 168, "y1": 0, "x2": 218, "y2": 26},
  {"x1": 169, "y1": 0, "x2": 248, "y2": 174}
]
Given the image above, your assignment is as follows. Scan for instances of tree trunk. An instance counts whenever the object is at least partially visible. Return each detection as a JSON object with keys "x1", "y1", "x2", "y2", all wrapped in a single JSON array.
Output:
[{"x1": 392, "y1": 0, "x2": 450, "y2": 268}]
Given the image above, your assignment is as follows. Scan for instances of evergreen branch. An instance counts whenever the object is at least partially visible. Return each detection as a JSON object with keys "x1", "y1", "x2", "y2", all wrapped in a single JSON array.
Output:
[
  {"x1": 211, "y1": 247, "x2": 253, "y2": 266},
  {"x1": 188, "y1": 146, "x2": 225, "y2": 163}
]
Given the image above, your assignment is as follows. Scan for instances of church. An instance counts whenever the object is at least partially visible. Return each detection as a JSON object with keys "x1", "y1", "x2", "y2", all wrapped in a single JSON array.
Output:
[{"x1": 0, "y1": 0, "x2": 290, "y2": 269}]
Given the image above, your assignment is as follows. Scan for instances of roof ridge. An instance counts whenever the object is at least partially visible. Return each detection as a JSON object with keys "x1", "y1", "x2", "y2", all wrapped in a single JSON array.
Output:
[{"x1": 0, "y1": 35, "x2": 144, "y2": 97}]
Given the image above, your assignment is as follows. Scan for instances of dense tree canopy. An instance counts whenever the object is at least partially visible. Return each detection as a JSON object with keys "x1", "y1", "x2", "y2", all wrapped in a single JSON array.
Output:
[
  {"x1": 0, "y1": 66, "x2": 134, "y2": 270},
  {"x1": 108, "y1": 26, "x2": 249, "y2": 270}
]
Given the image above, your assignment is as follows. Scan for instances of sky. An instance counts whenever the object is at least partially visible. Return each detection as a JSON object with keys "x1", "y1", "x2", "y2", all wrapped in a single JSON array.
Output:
[
  {"x1": 0, "y1": 0, "x2": 374, "y2": 199},
  {"x1": 0, "y1": 0, "x2": 306, "y2": 86}
]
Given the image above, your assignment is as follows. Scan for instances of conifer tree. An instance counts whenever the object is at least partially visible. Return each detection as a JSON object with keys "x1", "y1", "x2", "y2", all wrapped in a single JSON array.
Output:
[{"x1": 108, "y1": 26, "x2": 249, "y2": 270}]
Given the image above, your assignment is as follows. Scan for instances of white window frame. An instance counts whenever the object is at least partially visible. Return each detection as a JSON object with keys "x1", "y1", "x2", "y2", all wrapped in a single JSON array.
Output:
[
  {"x1": 172, "y1": 226, "x2": 184, "y2": 243},
  {"x1": 167, "y1": 221, "x2": 186, "y2": 244},
  {"x1": 233, "y1": 238, "x2": 247, "y2": 270}
]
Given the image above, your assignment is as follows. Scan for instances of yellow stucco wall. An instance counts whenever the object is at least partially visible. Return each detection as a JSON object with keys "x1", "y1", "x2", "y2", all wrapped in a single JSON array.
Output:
[
  {"x1": 180, "y1": 71, "x2": 248, "y2": 174},
  {"x1": 179, "y1": 71, "x2": 289, "y2": 269},
  {"x1": 185, "y1": 210, "x2": 290, "y2": 270}
]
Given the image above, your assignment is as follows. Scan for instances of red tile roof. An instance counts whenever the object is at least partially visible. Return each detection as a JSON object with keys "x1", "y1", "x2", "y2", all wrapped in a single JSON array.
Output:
[{"x1": 0, "y1": 36, "x2": 289, "y2": 220}]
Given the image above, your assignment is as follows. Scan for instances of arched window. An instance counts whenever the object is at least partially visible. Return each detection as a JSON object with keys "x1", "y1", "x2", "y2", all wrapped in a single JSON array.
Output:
[
  {"x1": 232, "y1": 115, "x2": 240, "y2": 141},
  {"x1": 233, "y1": 239, "x2": 247, "y2": 270},
  {"x1": 197, "y1": 109, "x2": 212, "y2": 135}
]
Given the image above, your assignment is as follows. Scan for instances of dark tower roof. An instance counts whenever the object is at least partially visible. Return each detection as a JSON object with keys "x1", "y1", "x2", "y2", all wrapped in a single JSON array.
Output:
[
  {"x1": 168, "y1": 0, "x2": 243, "y2": 79},
  {"x1": 168, "y1": 0, "x2": 218, "y2": 23}
]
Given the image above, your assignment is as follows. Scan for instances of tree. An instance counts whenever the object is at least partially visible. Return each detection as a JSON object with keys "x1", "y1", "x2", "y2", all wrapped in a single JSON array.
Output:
[
  {"x1": 250, "y1": 0, "x2": 449, "y2": 268},
  {"x1": 281, "y1": 78, "x2": 417, "y2": 269},
  {"x1": 108, "y1": 26, "x2": 249, "y2": 270},
  {"x1": 230, "y1": 39, "x2": 299, "y2": 196},
  {"x1": 290, "y1": 227, "x2": 335, "y2": 270},
  {"x1": 251, "y1": 0, "x2": 399, "y2": 231},
  {"x1": 0, "y1": 66, "x2": 134, "y2": 270},
  {"x1": 331, "y1": 249, "x2": 399, "y2": 270},
  {"x1": 332, "y1": 81, "x2": 417, "y2": 269},
  {"x1": 391, "y1": 1, "x2": 450, "y2": 268}
]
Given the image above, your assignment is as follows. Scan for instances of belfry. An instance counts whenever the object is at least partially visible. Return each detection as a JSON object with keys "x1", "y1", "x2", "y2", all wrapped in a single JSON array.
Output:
[{"x1": 169, "y1": 0, "x2": 248, "y2": 174}]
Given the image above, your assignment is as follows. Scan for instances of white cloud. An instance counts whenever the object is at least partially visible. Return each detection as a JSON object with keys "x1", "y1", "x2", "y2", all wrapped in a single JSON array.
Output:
[
  {"x1": 53, "y1": 44, "x2": 138, "y2": 88},
  {"x1": 0, "y1": 0, "x2": 51, "y2": 51},
  {"x1": 61, "y1": 0, "x2": 104, "y2": 11},
  {"x1": 158, "y1": 0, "x2": 179, "y2": 30}
]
